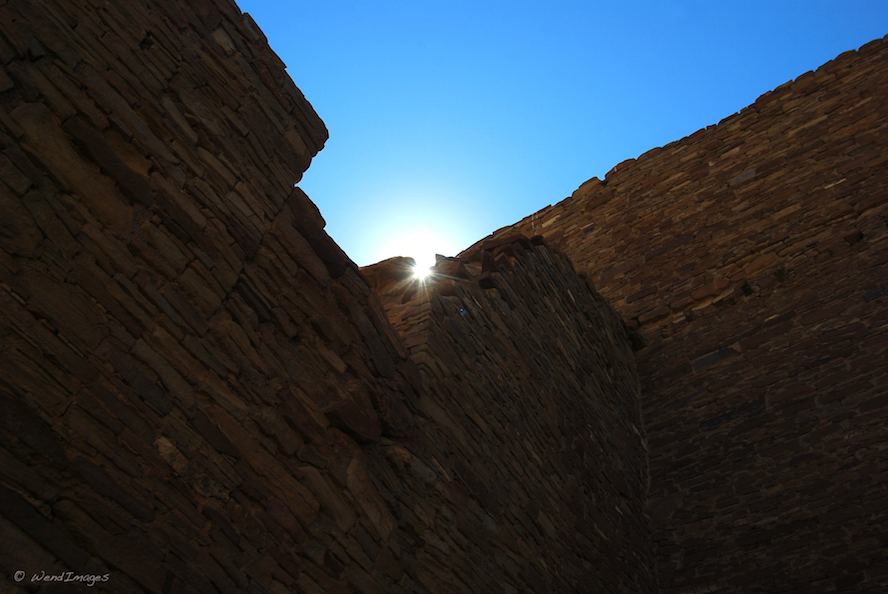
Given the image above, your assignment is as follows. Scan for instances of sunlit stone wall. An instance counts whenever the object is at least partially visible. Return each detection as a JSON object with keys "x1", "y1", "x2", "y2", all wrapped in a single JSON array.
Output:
[{"x1": 486, "y1": 36, "x2": 888, "y2": 594}]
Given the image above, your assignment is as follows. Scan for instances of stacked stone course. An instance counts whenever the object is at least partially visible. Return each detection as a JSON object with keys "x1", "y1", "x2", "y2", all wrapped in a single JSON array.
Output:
[
  {"x1": 484, "y1": 35, "x2": 888, "y2": 594},
  {"x1": 363, "y1": 238, "x2": 655, "y2": 592}
]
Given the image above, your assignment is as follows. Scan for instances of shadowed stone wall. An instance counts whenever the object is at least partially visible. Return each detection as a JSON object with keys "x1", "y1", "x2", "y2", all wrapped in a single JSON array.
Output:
[
  {"x1": 363, "y1": 237, "x2": 654, "y2": 593},
  {"x1": 482, "y1": 36, "x2": 888, "y2": 594},
  {"x1": 0, "y1": 1, "x2": 652, "y2": 592}
]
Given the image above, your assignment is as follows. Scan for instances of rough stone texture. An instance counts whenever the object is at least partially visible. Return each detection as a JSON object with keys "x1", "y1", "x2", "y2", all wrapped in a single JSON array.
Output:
[
  {"x1": 481, "y1": 36, "x2": 888, "y2": 594},
  {"x1": 0, "y1": 1, "x2": 651, "y2": 592},
  {"x1": 5, "y1": 0, "x2": 887, "y2": 591},
  {"x1": 0, "y1": 0, "x2": 420, "y2": 592},
  {"x1": 362, "y1": 238, "x2": 654, "y2": 593}
]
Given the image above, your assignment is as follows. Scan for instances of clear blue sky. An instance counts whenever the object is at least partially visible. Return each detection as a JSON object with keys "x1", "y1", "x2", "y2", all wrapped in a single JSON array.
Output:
[{"x1": 237, "y1": 0, "x2": 886, "y2": 267}]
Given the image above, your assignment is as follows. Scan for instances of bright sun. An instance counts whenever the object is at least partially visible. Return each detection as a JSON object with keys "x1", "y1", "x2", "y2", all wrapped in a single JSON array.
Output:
[
  {"x1": 410, "y1": 247, "x2": 439, "y2": 281},
  {"x1": 412, "y1": 261, "x2": 433, "y2": 281},
  {"x1": 379, "y1": 228, "x2": 454, "y2": 282}
]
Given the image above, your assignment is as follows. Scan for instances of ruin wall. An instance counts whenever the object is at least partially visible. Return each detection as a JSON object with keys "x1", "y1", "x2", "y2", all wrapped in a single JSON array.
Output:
[{"x1": 485, "y1": 36, "x2": 888, "y2": 594}]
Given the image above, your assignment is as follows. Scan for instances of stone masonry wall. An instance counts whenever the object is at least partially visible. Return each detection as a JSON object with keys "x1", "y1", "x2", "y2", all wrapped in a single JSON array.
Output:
[
  {"x1": 0, "y1": 0, "x2": 423, "y2": 591},
  {"x1": 1, "y1": 1, "x2": 652, "y2": 592},
  {"x1": 483, "y1": 36, "x2": 888, "y2": 593},
  {"x1": 362, "y1": 237, "x2": 654, "y2": 593}
]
